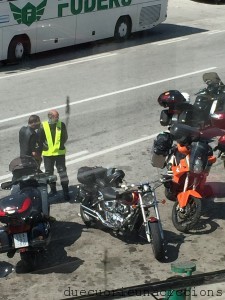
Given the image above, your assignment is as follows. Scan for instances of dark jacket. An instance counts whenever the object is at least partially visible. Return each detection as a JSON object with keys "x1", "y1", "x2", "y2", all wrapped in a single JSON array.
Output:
[
  {"x1": 39, "y1": 121, "x2": 68, "y2": 154},
  {"x1": 19, "y1": 126, "x2": 40, "y2": 156}
]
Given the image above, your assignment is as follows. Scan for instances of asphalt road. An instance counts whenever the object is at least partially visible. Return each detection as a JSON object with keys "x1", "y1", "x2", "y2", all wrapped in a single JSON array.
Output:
[{"x1": 1, "y1": 0, "x2": 225, "y2": 299}]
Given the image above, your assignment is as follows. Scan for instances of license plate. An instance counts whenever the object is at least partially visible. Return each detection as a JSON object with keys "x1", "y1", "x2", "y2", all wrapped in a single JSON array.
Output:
[{"x1": 13, "y1": 233, "x2": 29, "y2": 248}]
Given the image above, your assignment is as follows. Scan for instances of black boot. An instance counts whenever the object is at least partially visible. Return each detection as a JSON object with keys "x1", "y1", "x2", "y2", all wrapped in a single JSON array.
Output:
[
  {"x1": 62, "y1": 183, "x2": 70, "y2": 201},
  {"x1": 48, "y1": 182, "x2": 57, "y2": 197}
]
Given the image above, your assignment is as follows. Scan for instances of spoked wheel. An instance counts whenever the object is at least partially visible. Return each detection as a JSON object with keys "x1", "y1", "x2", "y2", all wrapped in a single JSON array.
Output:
[
  {"x1": 20, "y1": 251, "x2": 38, "y2": 272},
  {"x1": 172, "y1": 197, "x2": 202, "y2": 233},
  {"x1": 80, "y1": 205, "x2": 96, "y2": 227},
  {"x1": 149, "y1": 221, "x2": 164, "y2": 261}
]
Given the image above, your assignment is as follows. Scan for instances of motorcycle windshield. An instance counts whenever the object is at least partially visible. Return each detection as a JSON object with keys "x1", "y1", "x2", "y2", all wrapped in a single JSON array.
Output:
[
  {"x1": 202, "y1": 72, "x2": 224, "y2": 86},
  {"x1": 9, "y1": 156, "x2": 39, "y2": 180},
  {"x1": 189, "y1": 142, "x2": 209, "y2": 173}
]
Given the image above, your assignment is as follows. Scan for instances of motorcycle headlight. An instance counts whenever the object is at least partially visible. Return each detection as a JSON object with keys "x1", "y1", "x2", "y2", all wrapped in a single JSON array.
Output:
[
  {"x1": 192, "y1": 159, "x2": 203, "y2": 174},
  {"x1": 142, "y1": 192, "x2": 154, "y2": 206}
]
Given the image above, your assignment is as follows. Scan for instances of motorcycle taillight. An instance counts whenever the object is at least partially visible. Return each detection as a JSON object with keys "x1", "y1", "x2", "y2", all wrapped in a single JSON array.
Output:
[
  {"x1": 0, "y1": 209, "x2": 6, "y2": 217},
  {"x1": 18, "y1": 197, "x2": 32, "y2": 213}
]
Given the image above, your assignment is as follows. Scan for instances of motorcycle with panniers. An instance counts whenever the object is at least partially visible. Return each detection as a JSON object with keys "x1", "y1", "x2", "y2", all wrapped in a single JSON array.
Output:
[
  {"x1": 77, "y1": 166, "x2": 165, "y2": 261},
  {"x1": 0, "y1": 156, "x2": 57, "y2": 272},
  {"x1": 151, "y1": 124, "x2": 217, "y2": 233},
  {"x1": 158, "y1": 72, "x2": 225, "y2": 130}
]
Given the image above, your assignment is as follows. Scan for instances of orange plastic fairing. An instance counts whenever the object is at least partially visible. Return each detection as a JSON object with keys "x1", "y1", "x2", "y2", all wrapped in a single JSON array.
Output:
[{"x1": 177, "y1": 190, "x2": 202, "y2": 208}]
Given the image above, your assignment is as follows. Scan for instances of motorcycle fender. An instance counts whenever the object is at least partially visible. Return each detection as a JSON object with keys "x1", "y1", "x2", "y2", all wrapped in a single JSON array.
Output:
[
  {"x1": 177, "y1": 190, "x2": 202, "y2": 208},
  {"x1": 149, "y1": 217, "x2": 158, "y2": 223}
]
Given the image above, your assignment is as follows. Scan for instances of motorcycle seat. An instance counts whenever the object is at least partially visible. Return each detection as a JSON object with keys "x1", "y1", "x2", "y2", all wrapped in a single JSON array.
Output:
[{"x1": 101, "y1": 187, "x2": 118, "y2": 200}]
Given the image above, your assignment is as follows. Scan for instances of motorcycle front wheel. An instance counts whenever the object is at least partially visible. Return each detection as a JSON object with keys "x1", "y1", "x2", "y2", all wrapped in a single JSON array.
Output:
[
  {"x1": 80, "y1": 206, "x2": 96, "y2": 227},
  {"x1": 149, "y1": 221, "x2": 164, "y2": 261},
  {"x1": 172, "y1": 197, "x2": 202, "y2": 233}
]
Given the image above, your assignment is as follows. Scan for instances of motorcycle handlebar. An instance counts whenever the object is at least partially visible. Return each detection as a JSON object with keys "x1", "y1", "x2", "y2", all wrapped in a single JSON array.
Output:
[{"x1": 121, "y1": 180, "x2": 163, "y2": 192}]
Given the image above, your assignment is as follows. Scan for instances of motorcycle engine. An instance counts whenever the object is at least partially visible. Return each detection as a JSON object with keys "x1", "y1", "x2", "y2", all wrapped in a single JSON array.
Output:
[{"x1": 103, "y1": 200, "x2": 130, "y2": 228}]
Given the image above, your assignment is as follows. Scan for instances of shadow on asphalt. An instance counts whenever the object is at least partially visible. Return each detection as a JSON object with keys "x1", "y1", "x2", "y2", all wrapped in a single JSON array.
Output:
[
  {"x1": 205, "y1": 182, "x2": 225, "y2": 198},
  {"x1": 1, "y1": 23, "x2": 207, "y2": 71},
  {"x1": 163, "y1": 230, "x2": 186, "y2": 263},
  {"x1": 48, "y1": 184, "x2": 80, "y2": 205},
  {"x1": 16, "y1": 220, "x2": 85, "y2": 274},
  {"x1": 192, "y1": 0, "x2": 225, "y2": 4}
]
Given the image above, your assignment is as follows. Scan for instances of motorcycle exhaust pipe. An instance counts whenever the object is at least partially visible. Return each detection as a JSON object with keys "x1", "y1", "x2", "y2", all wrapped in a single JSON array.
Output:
[{"x1": 81, "y1": 204, "x2": 116, "y2": 229}]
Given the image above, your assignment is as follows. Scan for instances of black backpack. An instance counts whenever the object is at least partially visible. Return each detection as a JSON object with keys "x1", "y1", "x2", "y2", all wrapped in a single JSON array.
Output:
[{"x1": 153, "y1": 132, "x2": 173, "y2": 156}]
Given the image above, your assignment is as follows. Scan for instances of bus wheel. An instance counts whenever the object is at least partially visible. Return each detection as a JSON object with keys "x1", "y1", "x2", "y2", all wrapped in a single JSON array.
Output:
[
  {"x1": 114, "y1": 16, "x2": 131, "y2": 41},
  {"x1": 8, "y1": 36, "x2": 29, "y2": 63}
]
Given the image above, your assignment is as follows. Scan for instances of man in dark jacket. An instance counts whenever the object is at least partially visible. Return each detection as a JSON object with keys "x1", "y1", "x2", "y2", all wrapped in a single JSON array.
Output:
[
  {"x1": 19, "y1": 115, "x2": 42, "y2": 165},
  {"x1": 39, "y1": 109, "x2": 70, "y2": 201}
]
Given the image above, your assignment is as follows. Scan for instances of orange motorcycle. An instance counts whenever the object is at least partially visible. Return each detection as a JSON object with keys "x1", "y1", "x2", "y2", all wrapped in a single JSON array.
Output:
[{"x1": 163, "y1": 124, "x2": 217, "y2": 233}]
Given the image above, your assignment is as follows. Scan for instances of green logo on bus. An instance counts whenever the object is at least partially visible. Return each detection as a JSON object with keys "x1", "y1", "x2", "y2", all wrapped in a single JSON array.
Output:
[
  {"x1": 58, "y1": 0, "x2": 132, "y2": 17},
  {"x1": 9, "y1": 0, "x2": 47, "y2": 26}
]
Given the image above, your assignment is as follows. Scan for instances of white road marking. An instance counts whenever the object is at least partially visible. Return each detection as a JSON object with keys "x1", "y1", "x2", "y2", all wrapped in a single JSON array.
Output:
[
  {"x1": 0, "y1": 67, "x2": 217, "y2": 124},
  {"x1": 66, "y1": 134, "x2": 157, "y2": 166},
  {"x1": 207, "y1": 30, "x2": 225, "y2": 35},
  {"x1": 66, "y1": 150, "x2": 89, "y2": 160},
  {"x1": 156, "y1": 37, "x2": 188, "y2": 45},
  {"x1": 0, "y1": 135, "x2": 157, "y2": 183},
  {"x1": 0, "y1": 53, "x2": 117, "y2": 79}
]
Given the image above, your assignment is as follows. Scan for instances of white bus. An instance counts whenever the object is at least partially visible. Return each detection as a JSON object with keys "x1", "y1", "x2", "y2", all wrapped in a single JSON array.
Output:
[{"x1": 0, "y1": 0, "x2": 168, "y2": 63}]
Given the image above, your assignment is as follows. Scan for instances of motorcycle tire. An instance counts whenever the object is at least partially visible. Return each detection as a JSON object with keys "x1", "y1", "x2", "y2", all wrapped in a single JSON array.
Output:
[
  {"x1": 20, "y1": 251, "x2": 38, "y2": 272},
  {"x1": 80, "y1": 206, "x2": 96, "y2": 227},
  {"x1": 172, "y1": 197, "x2": 202, "y2": 233},
  {"x1": 149, "y1": 221, "x2": 164, "y2": 261}
]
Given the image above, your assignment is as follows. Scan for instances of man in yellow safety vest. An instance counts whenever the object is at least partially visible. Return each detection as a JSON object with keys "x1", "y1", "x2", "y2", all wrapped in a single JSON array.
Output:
[{"x1": 39, "y1": 109, "x2": 70, "y2": 201}]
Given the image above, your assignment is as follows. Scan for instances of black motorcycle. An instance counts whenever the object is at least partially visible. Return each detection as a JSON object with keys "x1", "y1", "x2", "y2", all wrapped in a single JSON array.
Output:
[
  {"x1": 77, "y1": 166, "x2": 165, "y2": 261},
  {"x1": 0, "y1": 156, "x2": 57, "y2": 271},
  {"x1": 158, "y1": 72, "x2": 225, "y2": 129}
]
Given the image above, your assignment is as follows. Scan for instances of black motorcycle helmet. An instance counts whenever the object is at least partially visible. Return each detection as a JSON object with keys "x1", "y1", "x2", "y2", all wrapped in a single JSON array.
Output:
[
  {"x1": 107, "y1": 168, "x2": 125, "y2": 187},
  {"x1": 157, "y1": 90, "x2": 186, "y2": 108}
]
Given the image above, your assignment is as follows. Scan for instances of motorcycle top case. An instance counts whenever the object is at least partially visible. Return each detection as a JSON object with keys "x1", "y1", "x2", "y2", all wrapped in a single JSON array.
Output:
[
  {"x1": 77, "y1": 166, "x2": 107, "y2": 185},
  {"x1": 0, "y1": 187, "x2": 42, "y2": 224},
  {"x1": 158, "y1": 90, "x2": 186, "y2": 109},
  {"x1": 9, "y1": 156, "x2": 39, "y2": 181},
  {"x1": 151, "y1": 132, "x2": 173, "y2": 168},
  {"x1": 170, "y1": 123, "x2": 200, "y2": 145}
]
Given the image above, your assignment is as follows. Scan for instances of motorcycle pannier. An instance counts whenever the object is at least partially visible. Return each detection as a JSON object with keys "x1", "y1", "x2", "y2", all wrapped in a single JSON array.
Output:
[
  {"x1": 151, "y1": 132, "x2": 173, "y2": 168},
  {"x1": 160, "y1": 110, "x2": 171, "y2": 126}
]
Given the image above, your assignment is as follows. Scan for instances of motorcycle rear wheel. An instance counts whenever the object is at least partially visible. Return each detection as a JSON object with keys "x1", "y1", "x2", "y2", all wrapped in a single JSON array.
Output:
[
  {"x1": 172, "y1": 197, "x2": 202, "y2": 233},
  {"x1": 149, "y1": 221, "x2": 164, "y2": 261},
  {"x1": 80, "y1": 206, "x2": 96, "y2": 227}
]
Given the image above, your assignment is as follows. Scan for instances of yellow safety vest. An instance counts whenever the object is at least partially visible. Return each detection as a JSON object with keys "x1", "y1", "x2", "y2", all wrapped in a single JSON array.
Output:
[{"x1": 42, "y1": 121, "x2": 66, "y2": 156}]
